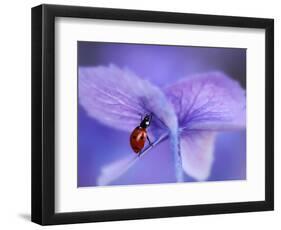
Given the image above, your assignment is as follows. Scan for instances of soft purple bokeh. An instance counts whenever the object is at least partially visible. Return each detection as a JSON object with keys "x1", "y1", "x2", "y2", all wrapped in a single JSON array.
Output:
[{"x1": 78, "y1": 42, "x2": 246, "y2": 187}]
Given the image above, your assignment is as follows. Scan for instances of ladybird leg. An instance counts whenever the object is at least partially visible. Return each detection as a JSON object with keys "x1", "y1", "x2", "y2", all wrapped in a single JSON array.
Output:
[{"x1": 147, "y1": 135, "x2": 153, "y2": 146}]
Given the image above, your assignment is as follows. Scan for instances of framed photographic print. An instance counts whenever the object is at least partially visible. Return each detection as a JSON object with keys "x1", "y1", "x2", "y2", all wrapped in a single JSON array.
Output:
[{"x1": 31, "y1": 4, "x2": 274, "y2": 225}]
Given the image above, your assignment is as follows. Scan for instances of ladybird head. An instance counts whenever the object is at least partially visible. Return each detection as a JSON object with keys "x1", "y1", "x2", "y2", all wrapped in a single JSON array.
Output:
[{"x1": 140, "y1": 114, "x2": 152, "y2": 128}]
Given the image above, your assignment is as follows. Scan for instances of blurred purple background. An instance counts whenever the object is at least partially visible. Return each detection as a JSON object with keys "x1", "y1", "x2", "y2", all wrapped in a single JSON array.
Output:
[{"x1": 78, "y1": 41, "x2": 246, "y2": 187}]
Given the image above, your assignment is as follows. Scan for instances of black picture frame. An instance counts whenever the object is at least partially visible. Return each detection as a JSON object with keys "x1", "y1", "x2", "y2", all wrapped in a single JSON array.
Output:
[{"x1": 31, "y1": 4, "x2": 274, "y2": 225}]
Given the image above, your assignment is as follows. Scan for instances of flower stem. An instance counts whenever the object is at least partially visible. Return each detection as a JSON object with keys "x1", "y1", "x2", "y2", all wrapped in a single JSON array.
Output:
[{"x1": 171, "y1": 129, "x2": 184, "y2": 182}]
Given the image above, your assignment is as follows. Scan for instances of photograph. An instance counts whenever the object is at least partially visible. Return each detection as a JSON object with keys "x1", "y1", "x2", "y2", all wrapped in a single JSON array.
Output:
[
  {"x1": 78, "y1": 42, "x2": 247, "y2": 187},
  {"x1": 30, "y1": 3, "x2": 274, "y2": 226}
]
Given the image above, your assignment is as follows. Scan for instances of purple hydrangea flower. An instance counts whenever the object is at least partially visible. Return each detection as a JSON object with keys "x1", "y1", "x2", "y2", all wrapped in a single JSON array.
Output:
[{"x1": 79, "y1": 65, "x2": 246, "y2": 186}]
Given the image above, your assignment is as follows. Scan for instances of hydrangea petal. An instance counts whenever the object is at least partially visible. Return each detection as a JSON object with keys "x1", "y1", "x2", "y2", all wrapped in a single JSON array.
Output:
[
  {"x1": 79, "y1": 65, "x2": 177, "y2": 134},
  {"x1": 164, "y1": 72, "x2": 246, "y2": 131},
  {"x1": 180, "y1": 131, "x2": 216, "y2": 181},
  {"x1": 97, "y1": 155, "x2": 137, "y2": 186}
]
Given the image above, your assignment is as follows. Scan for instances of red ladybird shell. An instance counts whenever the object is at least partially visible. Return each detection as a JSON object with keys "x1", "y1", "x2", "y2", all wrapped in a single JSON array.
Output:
[{"x1": 130, "y1": 127, "x2": 147, "y2": 153}]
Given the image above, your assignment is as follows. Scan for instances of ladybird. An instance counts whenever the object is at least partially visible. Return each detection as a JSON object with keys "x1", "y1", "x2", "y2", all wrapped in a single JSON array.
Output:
[{"x1": 130, "y1": 114, "x2": 152, "y2": 154}]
